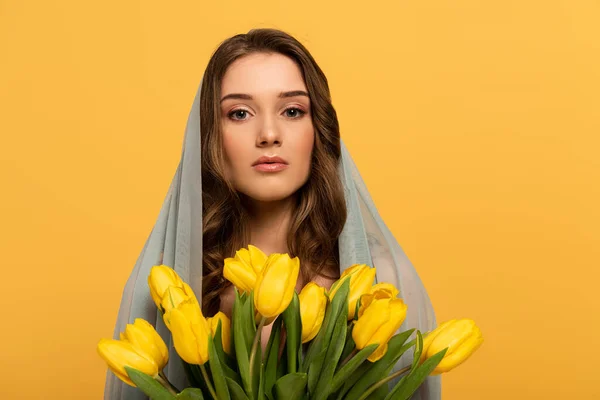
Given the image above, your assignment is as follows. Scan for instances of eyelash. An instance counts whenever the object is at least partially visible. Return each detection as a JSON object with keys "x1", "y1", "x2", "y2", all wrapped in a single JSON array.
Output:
[{"x1": 227, "y1": 107, "x2": 307, "y2": 121}]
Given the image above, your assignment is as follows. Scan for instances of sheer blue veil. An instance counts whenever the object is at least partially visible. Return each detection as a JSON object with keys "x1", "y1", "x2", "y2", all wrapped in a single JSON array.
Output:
[{"x1": 104, "y1": 76, "x2": 441, "y2": 399}]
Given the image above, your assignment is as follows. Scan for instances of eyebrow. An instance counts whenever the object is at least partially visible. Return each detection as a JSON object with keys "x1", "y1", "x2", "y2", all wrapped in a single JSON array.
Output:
[{"x1": 220, "y1": 90, "x2": 309, "y2": 103}]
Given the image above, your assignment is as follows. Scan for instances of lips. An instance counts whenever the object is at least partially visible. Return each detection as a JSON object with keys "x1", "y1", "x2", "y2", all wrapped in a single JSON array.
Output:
[
  {"x1": 252, "y1": 155, "x2": 289, "y2": 172},
  {"x1": 252, "y1": 156, "x2": 288, "y2": 166}
]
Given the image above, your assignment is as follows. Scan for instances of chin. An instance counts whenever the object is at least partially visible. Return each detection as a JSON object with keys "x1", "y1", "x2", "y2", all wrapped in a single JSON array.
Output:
[
  {"x1": 237, "y1": 181, "x2": 302, "y2": 203},
  {"x1": 244, "y1": 188, "x2": 297, "y2": 203}
]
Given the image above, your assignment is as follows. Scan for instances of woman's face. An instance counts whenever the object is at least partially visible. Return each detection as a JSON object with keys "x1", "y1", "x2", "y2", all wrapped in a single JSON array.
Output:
[{"x1": 220, "y1": 52, "x2": 315, "y2": 203}]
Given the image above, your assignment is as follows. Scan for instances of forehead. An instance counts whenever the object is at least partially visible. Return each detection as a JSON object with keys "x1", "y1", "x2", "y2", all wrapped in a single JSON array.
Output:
[{"x1": 221, "y1": 52, "x2": 307, "y2": 96}]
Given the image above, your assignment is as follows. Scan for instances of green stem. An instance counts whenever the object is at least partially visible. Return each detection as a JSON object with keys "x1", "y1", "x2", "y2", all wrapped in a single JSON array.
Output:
[
  {"x1": 156, "y1": 371, "x2": 179, "y2": 396},
  {"x1": 249, "y1": 316, "x2": 267, "y2": 379},
  {"x1": 200, "y1": 363, "x2": 219, "y2": 399},
  {"x1": 339, "y1": 348, "x2": 358, "y2": 369},
  {"x1": 357, "y1": 365, "x2": 411, "y2": 400}
]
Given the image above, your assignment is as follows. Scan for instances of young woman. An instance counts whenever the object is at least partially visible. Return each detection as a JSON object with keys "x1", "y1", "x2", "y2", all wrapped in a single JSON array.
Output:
[{"x1": 105, "y1": 28, "x2": 440, "y2": 400}]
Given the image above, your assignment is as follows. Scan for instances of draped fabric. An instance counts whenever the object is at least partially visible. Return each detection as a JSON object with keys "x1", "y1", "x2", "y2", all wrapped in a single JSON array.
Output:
[{"x1": 104, "y1": 76, "x2": 441, "y2": 399}]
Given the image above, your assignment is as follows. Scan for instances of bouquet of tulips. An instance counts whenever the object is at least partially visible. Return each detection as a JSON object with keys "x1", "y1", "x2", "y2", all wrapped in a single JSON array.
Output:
[{"x1": 98, "y1": 245, "x2": 483, "y2": 399}]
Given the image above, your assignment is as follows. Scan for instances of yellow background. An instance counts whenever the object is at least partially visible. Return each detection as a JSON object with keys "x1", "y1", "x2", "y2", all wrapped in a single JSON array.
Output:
[{"x1": 1, "y1": 0, "x2": 598, "y2": 398}]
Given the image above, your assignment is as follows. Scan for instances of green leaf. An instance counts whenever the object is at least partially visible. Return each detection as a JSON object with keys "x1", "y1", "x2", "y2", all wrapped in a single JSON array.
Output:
[
  {"x1": 264, "y1": 317, "x2": 282, "y2": 396},
  {"x1": 251, "y1": 339, "x2": 261, "y2": 400},
  {"x1": 282, "y1": 292, "x2": 302, "y2": 374},
  {"x1": 208, "y1": 334, "x2": 231, "y2": 399},
  {"x1": 411, "y1": 331, "x2": 424, "y2": 371},
  {"x1": 124, "y1": 367, "x2": 176, "y2": 400},
  {"x1": 384, "y1": 347, "x2": 448, "y2": 400},
  {"x1": 300, "y1": 301, "x2": 331, "y2": 373},
  {"x1": 336, "y1": 362, "x2": 371, "y2": 400},
  {"x1": 226, "y1": 377, "x2": 250, "y2": 400},
  {"x1": 301, "y1": 278, "x2": 350, "y2": 375},
  {"x1": 257, "y1": 359, "x2": 265, "y2": 400},
  {"x1": 182, "y1": 361, "x2": 202, "y2": 388},
  {"x1": 324, "y1": 278, "x2": 350, "y2": 345},
  {"x1": 365, "y1": 385, "x2": 388, "y2": 400},
  {"x1": 243, "y1": 291, "x2": 257, "y2": 351},
  {"x1": 273, "y1": 373, "x2": 308, "y2": 400},
  {"x1": 330, "y1": 343, "x2": 378, "y2": 393},
  {"x1": 307, "y1": 348, "x2": 327, "y2": 395},
  {"x1": 233, "y1": 294, "x2": 252, "y2": 398},
  {"x1": 276, "y1": 347, "x2": 287, "y2": 379},
  {"x1": 312, "y1": 301, "x2": 348, "y2": 400},
  {"x1": 214, "y1": 320, "x2": 226, "y2": 361},
  {"x1": 189, "y1": 364, "x2": 210, "y2": 397},
  {"x1": 212, "y1": 320, "x2": 239, "y2": 376},
  {"x1": 338, "y1": 322, "x2": 356, "y2": 369},
  {"x1": 177, "y1": 388, "x2": 205, "y2": 400},
  {"x1": 342, "y1": 329, "x2": 416, "y2": 400}
]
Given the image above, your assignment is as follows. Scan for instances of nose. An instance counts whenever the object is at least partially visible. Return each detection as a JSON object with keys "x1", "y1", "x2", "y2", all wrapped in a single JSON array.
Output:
[{"x1": 256, "y1": 116, "x2": 282, "y2": 148}]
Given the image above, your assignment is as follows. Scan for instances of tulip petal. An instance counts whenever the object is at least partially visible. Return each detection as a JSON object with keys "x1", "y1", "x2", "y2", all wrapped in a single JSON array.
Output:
[
  {"x1": 370, "y1": 283, "x2": 400, "y2": 298},
  {"x1": 348, "y1": 267, "x2": 377, "y2": 319},
  {"x1": 248, "y1": 245, "x2": 268, "y2": 273},
  {"x1": 299, "y1": 283, "x2": 327, "y2": 343},
  {"x1": 148, "y1": 265, "x2": 184, "y2": 309},
  {"x1": 432, "y1": 330, "x2": 483, "y2": 374},
  {"x1": 352, "y1": 299, "x2": 391, "y2": 349},
  {"x1": 255, "y1": 254, "x2": 300, "y2": 318},
  {"x1": 420, "y1": 319, "x2": 456, "y2": 363},
  {"x1": 97, "y1": 339, "x2": 158, "y2": 378},
  {"x1": 367, "y1": 342, "x2": 388, "y2": 362},
  {"x1": 223, "y1": 258, "x2": 257, "y2": 293},
  {"x1": 427, "y1": 319, "x2": 477, "y2": 357},
  {"x1": 122, "y1": 323, "x2": 165, "y2": 370},
  {"x1": 430, "y1": 321, "x2": 484, "y2": 375}
]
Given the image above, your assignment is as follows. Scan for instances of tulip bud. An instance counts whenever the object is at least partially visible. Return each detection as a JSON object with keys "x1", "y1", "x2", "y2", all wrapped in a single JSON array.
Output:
[
  {"x1": 369, "y1": 282, "x2": 400, "y2": 298},
  {"x1": 329, "y1": 264, "x2": 376, "y2": 320},
  {"x1": 97, "y1": 319, "x2": 168, "y2": 387},
  {"x1": 120, "y1": 319, "x2": 169, "y2": 370},
  {"x1": 207, "y1": 311, "x2": 232, "y2": 354},
  {"x1": 148, "y1": 265, "x2": 185, "y2": 311},
  {"x1": 234, "y1": 245, "x2": 268, "y2": 274},
  {"x1": 223, "y1": 257, "x2": 258, "y2": 293},
  {"x1": 352, "y1": 297, "x2": 408, "y2": 362},
  {"x1": 419, "y1": 319, "x2": 483, "y2": 375},
  {"x1": 169, "y1": 299, "x2": 211, "y2": 365},
  {"x1": 254, "y1": 253, "x2": 300, "y2": 319},
  {"x1": 161, "y1": 283, "x2": 199, "y2": 329},
  {"x1": 298, "y1": 282, "x2": 327, "y2": 343},
  {"x1": 357, "y1": 287, "x2": 398, "y2": 319}
]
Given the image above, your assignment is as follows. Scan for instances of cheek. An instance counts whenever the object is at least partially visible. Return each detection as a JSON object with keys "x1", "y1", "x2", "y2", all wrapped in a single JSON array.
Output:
[
  {"x1": 221, "y1": 131, "x2": 246, "y2": 171},
  {"x1": 298, "y1": 129, "x2": 315, "y2": 168}
]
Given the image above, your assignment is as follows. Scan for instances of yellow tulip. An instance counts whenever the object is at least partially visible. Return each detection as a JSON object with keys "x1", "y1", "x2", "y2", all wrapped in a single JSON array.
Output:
[
  {"x1": 370, "y1": 282, "x2": 400, "y2": 298},
  {"x1": 234, "y1": 245, "x2": 268, "y2": 274},
  {"x1": 223, "y1": 258, "x2": 258, "y2": 293},
  {"x1": 254, "y1": 253, "x2": 300, "y2": 319},
  {"x1": 352, "y1": 297, "x2": 408, "y2": 362},
  {"x1": 419, "y1": 319, "x2": 483, "y2": 375},
  {"x1": 357, "y1": 287, "x2": 398, "y2": 319},
  {"x1": 97, "y1": 319, "x2": 168, "y2": 387},
  {"x1": 169, "y1": 299, "x2": 211, "y2": 365},
  {"x1": 298, "y1": 282, "x2": 327, "y2": 343},
  {"x1": 207, "y1": 311, "x2": 232, "y2": 354},
  {"x1": 329, "y1": 264, "x2": 376, "y2": 320},
  {"x1": 161, "y1": 283, "x2": 199, "y2": 329},
  {"x1": 119, "y1": 319, "x2": 169, "y2": 369},
  {"x1": 148, "y1": 265, "x2": 185, "y2": 310}
]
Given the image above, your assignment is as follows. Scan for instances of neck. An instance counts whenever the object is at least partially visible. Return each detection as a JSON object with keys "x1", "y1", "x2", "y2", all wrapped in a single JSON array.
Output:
[{"x1": 245, "y1": 196, "x2": 296, "y2": 255}]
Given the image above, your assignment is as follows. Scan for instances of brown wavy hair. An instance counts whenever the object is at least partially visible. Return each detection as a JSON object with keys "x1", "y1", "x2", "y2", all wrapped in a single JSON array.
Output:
[{"x1": 200, "y1": 28, "x2": 347, "y2": 316}]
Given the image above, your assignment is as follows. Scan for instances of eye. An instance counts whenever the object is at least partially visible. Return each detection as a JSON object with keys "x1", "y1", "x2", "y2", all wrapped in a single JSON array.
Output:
[
  {"x1": 228, "y1": 109, "x2": 251, "y2": 121},
  {"x1": 284, "y1": 107, "x2": 306, "y2": 119}
]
